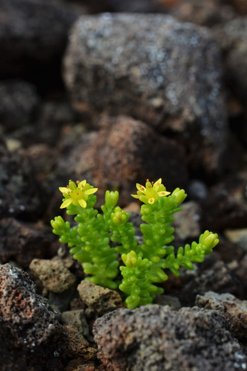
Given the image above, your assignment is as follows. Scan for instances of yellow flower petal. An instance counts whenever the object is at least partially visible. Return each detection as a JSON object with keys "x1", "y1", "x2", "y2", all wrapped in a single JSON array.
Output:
[
  {"x1": 59, "y1": 187, "x2": 69, "y2": 194},
  {"x1": 153, "y1": 178, "x2": 162, "y2": 190},
  {"x1": 78, "y1": 180, "x2": 86, "y2": 189},
  {"x1": 60, "y1": 198, "x2": 73, "y2": 208},
  {"x1": 131, "y1": 194, "x2": 140, "y2": 199},
  {"x1": 85, "y1": 188, "x2": 98, "y2": 195},
  {"x1": 148, "y1": 198, "x2": 155, "y2": 204},
  {"x1": 78, "y1": 199, "x2": 87, "y2": 208},
  {"x1": 69, "y1": 181, "x2": 76, "y2": 190},
  {"x1": 158, "y1": 191, "x2": 171, "y2": 197},
  {"x1": 136, "y1": 183, "x2": 146, "y2": 193}
]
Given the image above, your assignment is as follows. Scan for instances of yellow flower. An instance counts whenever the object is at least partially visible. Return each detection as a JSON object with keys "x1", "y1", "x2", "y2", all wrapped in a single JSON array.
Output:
[
  {"x1": 59, "y1": 180, "x2": 98, "y2": 209},
  {"x1": 131, "y1": 178, "x2": 170, "y2": 204}
]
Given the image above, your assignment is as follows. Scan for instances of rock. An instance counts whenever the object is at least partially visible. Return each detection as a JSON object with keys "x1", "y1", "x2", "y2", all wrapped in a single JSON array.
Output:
[
  {"x1": 62, "y1": 310, "x2": 89, "y2": 338},
  {"x1": 64, "y1": 13, "x2": 227, "y2": 174},
  {"x1": 178, "y1": 257, "x2": 243, "y2": 306},
  {"x1": 226, "y1": 0, "x2": 247, "y2": 14},
  {"x1": 224, "y1": 228, "x2": 247, "y2": 253},
  {"x1": 200, "y1": 181, "x2": 247, "y2": 231},
  {"x1": 170, "y1": 0, "x2": 235, "y2": 26},
  {"x1": 196, "y1": 291, "x2": 247, "y2": 339},
  {"x1": 77, "y1": 281, "x2": 123, "y2": 315},
  {"x1": 0, "y1": 218, "x2": 52, "y2": 268},
  {"x1": 29, "y1": 257, "x2": 76, "y2": 293},
  {"x1": 0, "y1": 0, "x2": 78, "y2": 85},
  {"x1": 103, "y1": 0, "x2": 165, "y2": 12},
  {"x1": 65, "y1": 358, "x2": 98, "y2": 371},
  {"x1": 93, "y1": 304, "x2": 247, "y2": 371},
  {"x1": 187, "y1": 179, "x2": 209, "y2": 201},
  {"x1": 0, "y1": 141, "x2": 45, "y2": 220},
  {"x1": 0, "y1": 80, "x2": 40, "y2": 131},
  {"x1": 235, "y1": 255, "x2": 247, "y2": 293},
  {"x1": 154, "y1": 294, "x2": 181, "y2": 310},
  {"x1": 64, "y1": 324, "x2": 97, "y2": 360},
  {"x1": 214, "y1": 18, "x2": 247, "y2": 103},
  {"x1": 0, "y1": 263, "x2": 68, "y2": 370},
  {"x1": 172, "y1": 201, "x2": 201, "y2": 241},
  {"x1": 57, "y1": 116, "x2": 188, "y2": 206}
]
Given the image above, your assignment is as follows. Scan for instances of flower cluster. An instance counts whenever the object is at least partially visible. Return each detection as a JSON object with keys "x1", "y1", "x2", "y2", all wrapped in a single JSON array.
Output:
[{"x1": 51, "y1": 178, "x2": 219, "y2": 309}]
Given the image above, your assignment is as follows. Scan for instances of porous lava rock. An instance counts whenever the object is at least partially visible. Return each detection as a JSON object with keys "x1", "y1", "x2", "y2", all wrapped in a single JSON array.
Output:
[
  {"x1": 0, "y1": 264, "x2": 68, "y2": 370},
  {"x1": 57, "y1": 116, "x2": 188, "y2": 206},
  {"x1": 64, "y1": 13, "x2": 227, "y2": 173},
  {"x1": 0, "y1": 218, "x2": 52, "y2": 268},
  {"x1": 77, "y1": 281, "x2": 123, "y2": 315},
  {"x1": 29, "y1": 257, "x2": 76, "y2": 293},
  {"x1": 196, "y1": 291, "x2": 247, "y2": 339},
  {"x1": 93, "y1": 304, "x2": 247, "y2": 371}
]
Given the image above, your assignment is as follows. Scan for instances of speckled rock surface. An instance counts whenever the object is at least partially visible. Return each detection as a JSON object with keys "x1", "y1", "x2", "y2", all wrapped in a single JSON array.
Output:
[
  {"x1": 93, "y1": 304, "x2": 247, "y2": 371},
  {"x1": 0, "y1": 140, "x2": 45, "y2": 220},
  {"x1": 57, "y1": 116, "x2": 188, "y2": 206},
  {"x1": 196, "y1": 291, "x2": 247, "y2": 339},
  {"x1": 0, "y1": 80, "x2": 40, "y2": 131},
  {"x1": 77, "y1": 281, "x2": 123, "y2": 315},
  {"x1": 0, "y1": 218, "x2": 52, "y2": 267},
  {"x1": 29, "y1": 257, "x2": 76, "y2": 293},
  {"x1": 0, "y1": 263, "x2": 68, "y2": 370},
  {"x1": 64, "y1": 13, "x2": 227, "y2": 173}
]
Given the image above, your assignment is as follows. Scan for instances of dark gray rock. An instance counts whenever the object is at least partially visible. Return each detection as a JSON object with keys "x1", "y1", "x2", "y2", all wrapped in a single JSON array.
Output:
[
  {"x1": 0, "y1": 0, "x2": 78, "y2": 84},
  {"x1": 64, "y1": 13, "x2": 227, "y2": 174},
  {"x1": 0, "y1": 80, "x2": 40, "y2": 131},
  {"x1": 213, "y1": 18, "x2": 247, "y2": 103},
  {"x1": 93, "y1": 304, "x2": 247, "y2": 371},
  {"x1": 0, "y1": 264, "x2": 68, "y2": 370},
  {"x1": 0, "y1": 141, "x2": 45, "y2": 220}
]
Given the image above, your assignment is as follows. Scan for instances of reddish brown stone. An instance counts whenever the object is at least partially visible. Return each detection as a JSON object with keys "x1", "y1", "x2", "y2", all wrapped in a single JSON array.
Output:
[{"x1": 58, "y1": 116, "x2": 188, "y2": 206}]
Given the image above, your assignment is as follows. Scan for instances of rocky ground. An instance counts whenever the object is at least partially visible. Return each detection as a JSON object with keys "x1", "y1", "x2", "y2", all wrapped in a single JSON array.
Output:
[{"x1": 1, "y1": 0, "x2": 247, "y2": 370}]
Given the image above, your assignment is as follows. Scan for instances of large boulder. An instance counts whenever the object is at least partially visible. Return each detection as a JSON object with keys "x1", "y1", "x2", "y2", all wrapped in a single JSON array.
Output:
[
  {"x1": 64, "y1": 13, "x2": 227, "y2": 174},
  {"x1": 93, "y1": 304, "x2": 247, "y2": 371}
]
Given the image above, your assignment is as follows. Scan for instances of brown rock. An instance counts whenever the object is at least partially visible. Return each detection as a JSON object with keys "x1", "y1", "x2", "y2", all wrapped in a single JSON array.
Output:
[
  {"x1": 62, "y1": 310, "x2": 89, "y2": 338},
  {"x1": 29, "y1": 257, "x2": 76, "y2": 293},
  {"x1": 77, "y1": 281, "x2": 123, "y2": 315},
  {"x1": 0, "y1": 263, "x2": 68, "y2": 370},
  {"x1": 64, "y1": 324, "x2": 97, "y2": 360},
  {"x1": 196, "y1": 291, "x2": 247, "y2": 339},
  {"x1": 0, "y1": 218, "x2": 52, "y2": 268},
  {"x1": 65, "y1": 358, "x2": 98, "y2": 371},
  {"x1": 58, "y1": 116, "x2": 188, "y2": 206}
]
